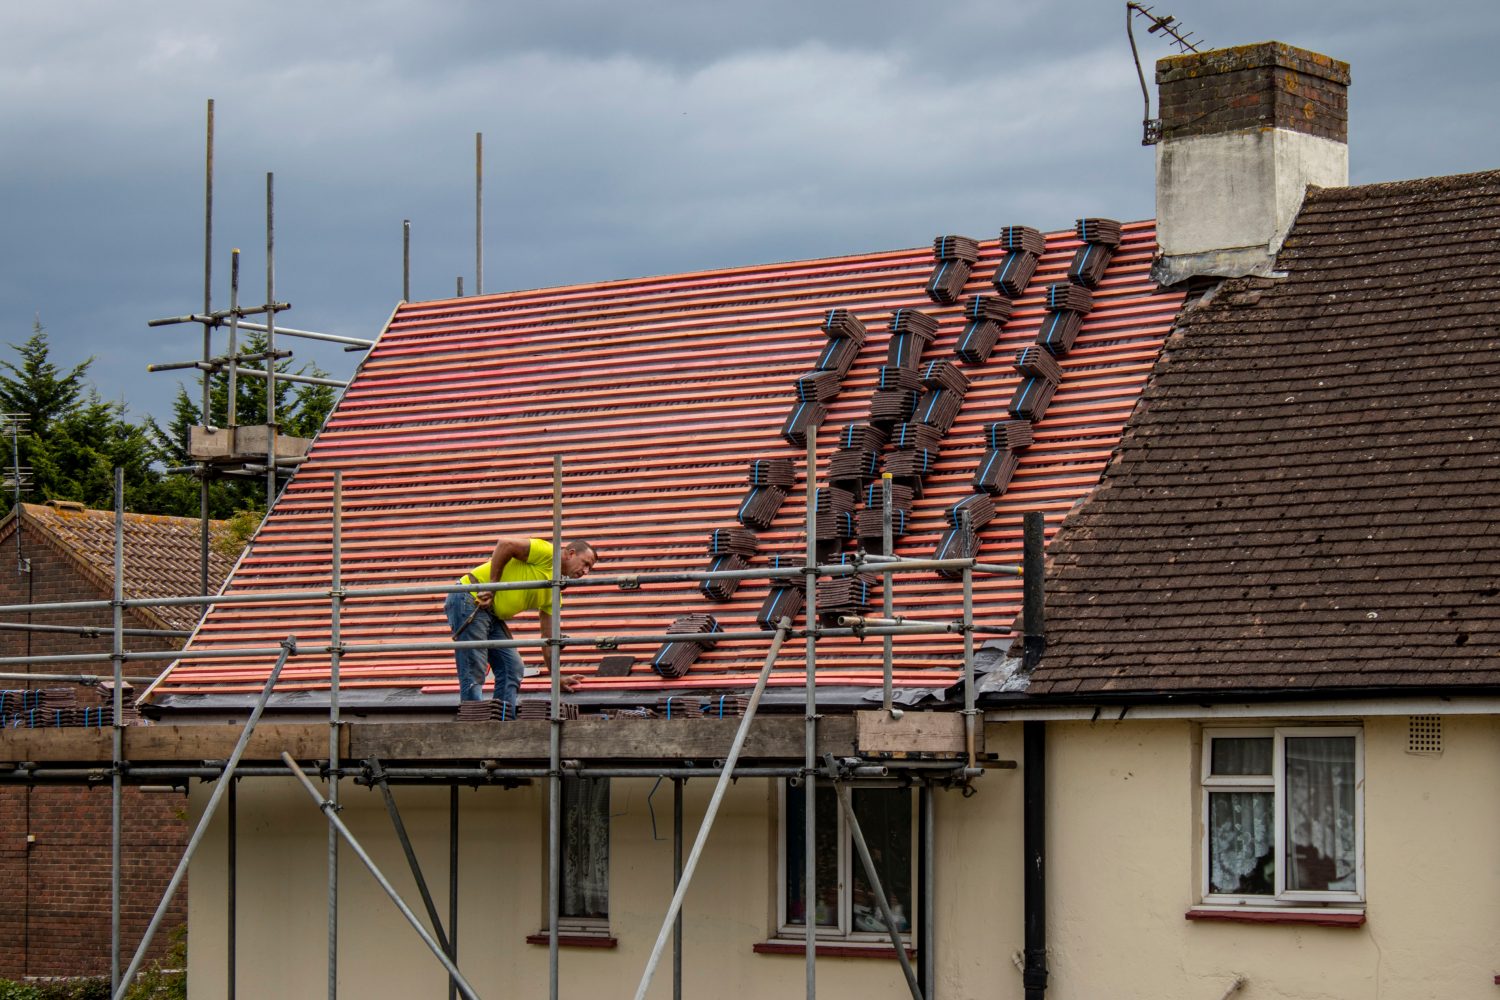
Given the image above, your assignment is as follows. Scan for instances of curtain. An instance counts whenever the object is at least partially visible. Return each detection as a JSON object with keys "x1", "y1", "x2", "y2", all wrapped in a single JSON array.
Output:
[
  {"x1": 1207, "y1": 736, "x2": 1273, "y2": 895},
  {"x1": 561, "y1": 777, "x2": 609, "y2": 919},
  {"x1": 785, "y1": 785, "x2": 840, "y2": 927},
  {"x1": 850, "y1": 788, "x2": 912, "y2": 932},
  {"x1": 1284, "y1": 736, "x2": 1357, "y2": 892}
]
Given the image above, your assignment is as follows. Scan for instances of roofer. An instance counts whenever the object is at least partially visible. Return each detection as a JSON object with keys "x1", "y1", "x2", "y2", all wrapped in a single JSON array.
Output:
[{"x1": 445, "y1": 537, "x2": 599, "y2": 710}]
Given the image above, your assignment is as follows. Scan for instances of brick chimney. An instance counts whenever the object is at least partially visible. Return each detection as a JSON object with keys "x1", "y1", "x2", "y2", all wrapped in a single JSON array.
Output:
[{"x1": 1152, "y1": 42, "x2": 1350, "y2": 287}]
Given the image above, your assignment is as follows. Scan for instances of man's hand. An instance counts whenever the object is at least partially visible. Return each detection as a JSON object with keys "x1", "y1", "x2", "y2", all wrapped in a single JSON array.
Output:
[
  {"x1": 475, "y1": 591, "x2": 494, "y2": 610},
  {"x1": 562, "y1": 675, "x2": 584, "y2": 692}
]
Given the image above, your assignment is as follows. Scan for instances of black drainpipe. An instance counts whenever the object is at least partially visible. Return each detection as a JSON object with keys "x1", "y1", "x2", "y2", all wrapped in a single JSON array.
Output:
[
  {"x1": 1022, "y1": 721, "x2": 1048, "y2": 999},
  {"x1": 1021, "y1": 512, "x2": 1048, "y2": 999}
]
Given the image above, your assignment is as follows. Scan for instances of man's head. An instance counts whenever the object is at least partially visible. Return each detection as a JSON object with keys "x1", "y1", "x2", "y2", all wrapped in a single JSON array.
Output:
[{"x1": 561, "y1": 540, "x2": 598, "y2": 578}]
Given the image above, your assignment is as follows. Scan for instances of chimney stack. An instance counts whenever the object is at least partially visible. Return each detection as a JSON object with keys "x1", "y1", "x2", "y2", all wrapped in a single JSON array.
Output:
[{"x1": 1152, "y1": 42, "x2": 1350, "y2": 287}]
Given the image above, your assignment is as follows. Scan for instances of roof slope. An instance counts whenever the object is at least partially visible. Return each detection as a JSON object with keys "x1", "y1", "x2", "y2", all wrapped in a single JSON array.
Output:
[
  {"x1": 1029, "y1": 169, "x2": 1500, "y2": 697},
  {"x1": 153, "y1": 223, "x2": 1180, "y2": 704},
  {"x1": 0, "y1": 503, "x2": 234, "y2": 632}
]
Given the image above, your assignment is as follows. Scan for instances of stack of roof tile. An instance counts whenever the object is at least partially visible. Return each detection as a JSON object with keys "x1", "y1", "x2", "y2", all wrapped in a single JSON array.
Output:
[
  {"x1": 1008, "y1": 344, "x2": 1065, "y2": 421},
  {"x1": 1068, "y1": 217, "x2": 1122, "y2": 288},
  {"x1": 706, "y1": 526, "x2": 759, "y2": 557},
  {"x1": 955, "y1": 294, "x2": 1014, "y2": 364},
  {"x1": 992, "y1": 225, "x2": 1046, "y2": 297},
  {"x1": 884, "y1": 446, "x2": 941, "y2": 477},
  {"x1": 817, "y1": 553, "x2": 881, "y2": 617},
  {"x1": 699, "y1": 553, "x2": 749, "y2": 601},
  {"x1": 855, "y1": 478, "x2": 916, "y2": 550},
  {"x1": 945, "y1": 493, "x2": 996, "y2": 531},
  {"x1": 926, "y1": 235, "x2": 980, "y2": 304},
  {"x1": 658, "y1": 695, "x2": 706, "y2": 719},
  {"x1": 868, "y1": 388, "x2": 920, "y2": 425},
  {"x1": 784, "y1": 308, "x2": 869, "y2": 448},
  {"x1": 889, "y1": 422, "x2": 943, "y2": 452},
  {"x1": 813, "y1": 486, "x2": 857, "y2": 541},
  {"x1": 1036, "y1": 280, "x2": 1095, "y2": 357},
  {"x1": 912, "y1": 388, "x2": 965, "y2": 434},
  {"x1": 651, "y1": 613, "x2": 722, "y2": 677},
  {"x1": 1, "y1": 688, "x2": 82, "y2": 728},
  {"x1": 885, "y1": 309, "x2": 940, "y2": 371},
  {"x1": 738, "y1": 458, "x2": 794, "y2": 530},
  {"x1": 757, "y1": 582, "x2": 805, "y2": 630},
  {"x1": 972, "y1": 420, "x2": 1034, "y2": 494},
  {"x1": 95, "y1": 681, "x2": 141, "y2": 726},
  {"x1": 456, "y1": 699, "x2": 518, "y2": 722},
  {"x1": 933, "y1": 521, "x2": 978, "y2": 581},
  {"x1": 829, "y1": 423, "x2": 888, "y2": 486},
  {"x1": 517, "y1": 699, "x2": 580, "y2": 720},
  {"x1": 701, "y1": 693, "x2": 752, "y2": 718}
]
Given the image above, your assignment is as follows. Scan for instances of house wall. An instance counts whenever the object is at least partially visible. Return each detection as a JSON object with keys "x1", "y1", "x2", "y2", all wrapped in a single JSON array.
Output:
[
  {"x1": 0, "y1": 526, "x2": 189, "y2": 979},
  {"x1": 183, "y1": 727, "x2": 1032, "y2": 1000},
  {"x1": 1044, "y1": 714, "x2": 1500, "y2": 1000},
  {"x1": 185, "y1": 713, "x2": 1500, "y2": 998}
]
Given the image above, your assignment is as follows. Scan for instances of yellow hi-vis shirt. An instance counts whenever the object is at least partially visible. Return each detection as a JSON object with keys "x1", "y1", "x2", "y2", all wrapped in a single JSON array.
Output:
[{"x1": 463, "y1": 539, "x2": 555, "y2": 620}]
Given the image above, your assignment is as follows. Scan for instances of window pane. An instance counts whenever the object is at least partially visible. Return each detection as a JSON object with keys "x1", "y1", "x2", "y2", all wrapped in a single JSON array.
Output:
[
  {"x1": 785, "y1": 784, "x2": 839, "y2": 927},
  {"x1": 850, "y1": 789, "x2": 912, "y2": 933},
  {"x1": 1211, "y1": 737, "x2": 1272, "y2": 776},
  {"x1": 560, "y1": 777, "x2": 609, "y2": 919},
  {"x1": 1285, "y1": 736, "x2": 1358, "y2": 892},
  {"x1": 1207, "y1": 791, "x2": 1274, "y2": 895}
]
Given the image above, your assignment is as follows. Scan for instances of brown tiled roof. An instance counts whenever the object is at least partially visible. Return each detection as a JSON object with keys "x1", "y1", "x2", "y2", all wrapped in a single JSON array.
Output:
[
  {"x1": 0, "y1": 502, "x2": 235, "y2": 632},
  {"x1": 1028, "y1": 169, "x2": 1500, "y2": 697}
]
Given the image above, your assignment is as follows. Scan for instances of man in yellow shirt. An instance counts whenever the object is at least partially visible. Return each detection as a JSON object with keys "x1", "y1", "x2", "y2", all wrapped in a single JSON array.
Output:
[{"x1": 445, "y1": 537, "x2": 599, "y2": 708}]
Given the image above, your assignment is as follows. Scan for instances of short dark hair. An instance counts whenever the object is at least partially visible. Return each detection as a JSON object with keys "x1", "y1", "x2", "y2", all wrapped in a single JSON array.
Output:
[{"x1": 566, "y1": 539, "x2": 599, "y2": 560}]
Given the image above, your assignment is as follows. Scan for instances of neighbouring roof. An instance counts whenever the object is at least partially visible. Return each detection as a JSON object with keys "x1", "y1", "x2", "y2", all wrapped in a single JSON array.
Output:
[
  {"x1": 0, "y1": 502, "x2": 235, "y2": 632},
  {"x1": 151, "y1": 223, "x2": 1181, "y2": 708},
  {"x1": 1027, "y1": 169, "x2": 1500, "y2": 698}
]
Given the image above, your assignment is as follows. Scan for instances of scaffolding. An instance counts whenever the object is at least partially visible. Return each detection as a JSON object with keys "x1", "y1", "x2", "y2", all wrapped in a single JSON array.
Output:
[{"x1": 0, "y1": 433, "x2": 1047, "y2": 1000}]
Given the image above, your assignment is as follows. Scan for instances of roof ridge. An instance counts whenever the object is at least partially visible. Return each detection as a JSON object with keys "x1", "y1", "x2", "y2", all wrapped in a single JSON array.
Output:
[{"x1": 1305, "y1": 168, "x2": 1500, "y2": 205}]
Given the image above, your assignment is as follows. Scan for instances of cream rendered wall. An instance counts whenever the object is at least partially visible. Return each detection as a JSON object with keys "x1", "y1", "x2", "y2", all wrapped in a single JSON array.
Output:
[
  {"x1": 185, "y1": 761, "x2": 1030, "y2": 1000},
  {"x1": 1045, "y1": 715, "x2": 1500, "y2": 1000}
]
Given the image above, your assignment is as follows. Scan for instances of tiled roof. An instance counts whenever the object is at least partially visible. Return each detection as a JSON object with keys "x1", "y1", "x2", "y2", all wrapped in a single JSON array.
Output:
[
  {"x1": 0, "y1": 503, "x2": 234, "y2": 632},
  {"x1": 1028, "y1": 169, "x2": 1500, "y2": 697},
  {"x1": 151, "y1": 223, "x2": 1181, "y2": 705}
]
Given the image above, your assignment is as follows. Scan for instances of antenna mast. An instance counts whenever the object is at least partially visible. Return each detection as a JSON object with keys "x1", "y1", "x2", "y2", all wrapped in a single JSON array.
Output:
[{"x1": 1125, "y1": 2, "x2": 1204, "y2": 145}]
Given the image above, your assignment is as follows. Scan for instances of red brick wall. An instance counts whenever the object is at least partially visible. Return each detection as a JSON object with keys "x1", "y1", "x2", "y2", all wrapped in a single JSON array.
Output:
[
  {"x1": 0, "y1": 525, "x2": 191, "y2": 978},
  {"x1": 1157, "y1": 42, "x2": 1350, "y2": 144}
]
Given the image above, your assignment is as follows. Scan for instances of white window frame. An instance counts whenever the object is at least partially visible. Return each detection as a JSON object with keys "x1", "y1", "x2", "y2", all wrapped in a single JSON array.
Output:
[
  {"x1": 774, "y1": 782, "x2": 917, "y2": 941},
  {"x1": 1200, "y1": 726, "x2": 1364, "y2": 906}
]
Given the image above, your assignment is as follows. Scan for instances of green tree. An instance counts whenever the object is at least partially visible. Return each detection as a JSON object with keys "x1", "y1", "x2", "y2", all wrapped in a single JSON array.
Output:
[{"x1": 0, "y1": 325, "x2": 160, "y2": 516}]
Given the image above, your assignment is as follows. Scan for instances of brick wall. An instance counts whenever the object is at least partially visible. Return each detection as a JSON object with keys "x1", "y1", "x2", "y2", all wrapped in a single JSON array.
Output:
[
  {"x1": 0, "y1": 525, "x2": 190, "y2": 978},
  {"x1": 1157, "y1": 41, "x2": 1350, "y2": 143}
]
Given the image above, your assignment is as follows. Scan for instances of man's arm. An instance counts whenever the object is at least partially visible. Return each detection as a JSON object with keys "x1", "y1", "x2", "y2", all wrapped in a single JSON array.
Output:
[
  {"x1": 478, "y1": 537, "x2": 533, "y2": 606},
  {"x1": 536, "y1": 611, "x2": 581, "y2": 690}
]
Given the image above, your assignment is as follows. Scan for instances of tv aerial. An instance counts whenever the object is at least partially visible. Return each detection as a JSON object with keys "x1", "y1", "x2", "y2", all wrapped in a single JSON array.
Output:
[{"x1": 1125, "y1": 3, "x2": 1204, "y2": 145}]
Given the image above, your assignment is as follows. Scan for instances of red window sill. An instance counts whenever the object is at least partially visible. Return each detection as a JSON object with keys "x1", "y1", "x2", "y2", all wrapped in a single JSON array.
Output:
[
  {"x1": 754, "y1": 941, "x2": 916, "y2": 960},
  {"x1": 1185, "y1": 907, "x2": 1364, "y2": 928},
  {"x1": 526, "y1": 932, "x2": 618, "y2": 949}
]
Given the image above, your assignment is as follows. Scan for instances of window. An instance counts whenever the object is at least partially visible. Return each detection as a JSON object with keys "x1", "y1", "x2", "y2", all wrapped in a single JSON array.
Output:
[
  {"x1": 1201, "y1": 728, "x2": 1363, "y2": 905},
  {"x1": 777, "y1": 782, "x2": 914, "y2": 939},
  {"x1": 559, "y1": 776, "x2": 609, "y2": 927}
]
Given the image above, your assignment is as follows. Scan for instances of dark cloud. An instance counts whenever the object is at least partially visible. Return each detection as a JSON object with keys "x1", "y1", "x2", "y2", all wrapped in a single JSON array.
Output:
[{"x1": 1, "y1": 0, "x2": 1497, "y2": 424}]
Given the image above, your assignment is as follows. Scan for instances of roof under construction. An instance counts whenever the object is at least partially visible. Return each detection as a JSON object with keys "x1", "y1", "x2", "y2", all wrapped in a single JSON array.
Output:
[{"x1": 150, "y1": 221, "x2": 1182, "y2": 710}]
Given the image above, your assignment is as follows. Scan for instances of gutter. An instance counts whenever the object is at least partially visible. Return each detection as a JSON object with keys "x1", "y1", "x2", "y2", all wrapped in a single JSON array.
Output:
[{"x1": 985, "y1": 695, "x2": 1500, "y2": 723}]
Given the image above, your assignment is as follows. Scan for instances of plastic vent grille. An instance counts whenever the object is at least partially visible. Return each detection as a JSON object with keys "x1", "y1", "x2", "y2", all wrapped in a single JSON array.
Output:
[{"x1": 1407, "y1": 715, "x2": 1442, "y2": 755}]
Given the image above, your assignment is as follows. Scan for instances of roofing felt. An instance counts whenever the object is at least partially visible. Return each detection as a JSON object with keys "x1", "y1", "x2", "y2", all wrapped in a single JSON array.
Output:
[
  {"x1": 0, "y1": 503, "x2": 234, "y2": 632},
  {"x1": 150, "y1": 222, "x2": 1180, "y2": 706},
  {"x1": 1027, "y1": 169, "x2": 1500, "y2": 698}
]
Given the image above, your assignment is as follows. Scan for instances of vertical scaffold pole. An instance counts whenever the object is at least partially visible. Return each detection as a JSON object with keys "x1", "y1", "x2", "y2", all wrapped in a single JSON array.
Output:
[
  {"x1": 328, "y1": 470, "x2": 344, "y2": 1000},
  {"x1": 200, "y1": 98, "x2": 214, "y2": 598},
  {"x1": 227, "y1": 249, "x2": 241, "y2": 427},
  {"x1": 881, "y1": 473, "x2": 894, "y2": 711},
  {"x1": 960, "y1": 512, "x2": 977, "y2": 770},
  {"x1": 803, "y1": 426, "x2": 818, "y2": 999},
  {"x1": 265, "y1": 172, "x2": 278, "y2": 512},
  {"x1": 548, "y1": 454, "x2": 563, "y2": 1000},
  {"x1": 227, "y1": 777, "x2": 236, "y2": 1000},
  {"x1": 448, "y1": 785, "x2": 459, "y2": 1000},
  {"x1": 110, "y1": 467, "x2": 123, "y2": 994},
  {"x1": 474, "y1": 133, "x2": 483, "y2": 296},
  {"x1": 673, "y1": 777, "x2": 684, "y2": 1000},
  {"x1": 402, "y1": 220, "x2": 412, "y2": 302}
]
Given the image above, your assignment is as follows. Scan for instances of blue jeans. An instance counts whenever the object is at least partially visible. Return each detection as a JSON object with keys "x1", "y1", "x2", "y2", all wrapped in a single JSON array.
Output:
[{"x1": 445, "y1": 590, "x2": 524, "y2": 708}]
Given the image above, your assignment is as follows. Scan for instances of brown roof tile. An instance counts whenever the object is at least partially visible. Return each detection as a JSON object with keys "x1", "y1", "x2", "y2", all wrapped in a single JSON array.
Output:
[
  {"x1": 1027, "y1": 169, "x2": 1500, "y2": 697},
  {"x1": 0, "y1": 503, "x2": 235, "y2": 632}
]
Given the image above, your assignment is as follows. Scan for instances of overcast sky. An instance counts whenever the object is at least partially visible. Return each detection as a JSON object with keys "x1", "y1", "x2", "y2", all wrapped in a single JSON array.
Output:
[{"x1": 2, "y1": 1, "x2": 1497, "y2": 427}]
